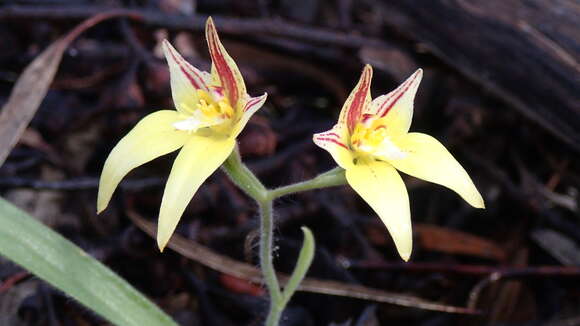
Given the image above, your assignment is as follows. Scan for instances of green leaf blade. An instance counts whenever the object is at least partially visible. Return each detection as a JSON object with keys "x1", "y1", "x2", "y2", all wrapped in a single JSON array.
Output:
[{"x1": 0, "y1": 197, "x2": 178, "y2": 326}]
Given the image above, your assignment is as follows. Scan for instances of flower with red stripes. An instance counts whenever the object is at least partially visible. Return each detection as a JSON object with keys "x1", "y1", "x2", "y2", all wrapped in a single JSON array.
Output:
[
  {"x1": 97, "y1": 18, "x2": 267, "y2": 250},
  {"x1": 313, "y1": 65, "x2": 484, "y2": 261}
]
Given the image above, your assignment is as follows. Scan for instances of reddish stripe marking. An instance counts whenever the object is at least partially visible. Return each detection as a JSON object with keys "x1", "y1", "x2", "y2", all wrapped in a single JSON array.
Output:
[
  {"x1": 346, "y1": 69, "x2": 371, "y2": 132},
  {"x1": 379, "y1": 72, "x2": 419, "y2": 117},
  {"x1": 183, "y1": 62, "x2": 208, "y2": 89},
  {"x1": 376, "y1": 92, "x2": 395, "y2": 115},
  {"x1": 316, "y1": 137, "x2": 348, "y2": 149},
  {"x1": 377, "y1": 85, "x2": 405, "y2": 117},
  {"x1": 319, "y1": 132, "x2": 340, "y2": 141},
  {"x1": 175, "y1": 54, "x2": 207, "y2": 89},
  {"x1": 183, "y1": 64, "x2": 208, "y2": 91},
  {"x1": 243, "y1": 96, "x2": 261, "y2": 112},
  {"x1": 166, "y1": 43, "x2": 203, "y2": 89},
  {"x1": 361, "y1": 113, "x2": 373, "y2": 123},
  {"x1": 166, "y1": 41, "x2": 208, "y2": 89},
  {"x1": 208, "y1": 26, "x2": 239, "y2": 105},
  {"x1": 179, "y1": 67, "x2": 201, "y2": 89}
]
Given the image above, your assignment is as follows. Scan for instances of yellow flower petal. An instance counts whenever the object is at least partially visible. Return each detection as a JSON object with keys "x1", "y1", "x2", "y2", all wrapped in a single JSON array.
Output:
[
  {"x1": 391, "y1": 132, "x2": 484, "y2": 209},
  {"x1": 366, "y1": 69, "x2": 422, "y2": 136},
  {"x1": 345, "y1": 161, "x2": 412, "y2": 261},
  {"x1": 97, "y1": 110, "x2": 188, "y2": 214},
  {"x1": 231, "y1": 93, "x2": 268, "y2": 138},
  {"x1": 313, "y1": 124, "x2": 354, "y2": 170},
  {"x1": 338, "y1": 65, "x2": 373, "y2": 133},
  {"x1": 162, "y1": 40, "x2": 211, "y2": 114},
  {"x1": 205, "y1": 17, "x2": 247, "y2": 110},
  {"x1": 157, "y1": 136, "x2": 236, "y2": 250}
]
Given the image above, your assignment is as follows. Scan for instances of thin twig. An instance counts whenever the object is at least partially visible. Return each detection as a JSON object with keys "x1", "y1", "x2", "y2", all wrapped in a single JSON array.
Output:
[
  {"x1": 0, "y1": 5, "x2": 394, "y2": 49},
  {"x1": 0, "y1": 176, "x2": 163, "y2": 191},
  {"x1": 352, "y1": 261, "x2": 580, "y2": 277},
  {"x1": 128, "y1": 210, "x2": 481, "y2": 315}
]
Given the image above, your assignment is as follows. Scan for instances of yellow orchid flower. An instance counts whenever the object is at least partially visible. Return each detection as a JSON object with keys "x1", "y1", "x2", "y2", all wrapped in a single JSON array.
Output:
[
  {"x1": 97, "y1": 18, "x2": 267, "y2": 250},
  {"x1": 313, "y1": 65, "x2": 484, "y2": 261}
]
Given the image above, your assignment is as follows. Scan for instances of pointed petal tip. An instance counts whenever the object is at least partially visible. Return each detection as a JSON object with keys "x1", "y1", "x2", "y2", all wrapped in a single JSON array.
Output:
[
  {"x1": 205, "y1": 16, "x2": 217, "y2": 37},
  {"x1": 472, "y1": 194, "x2": 486, "y2": 209},
  {"x1": 157, "y1": 236, "x2": 168, "y2": 253},
  {"x1": 414, "y1": 68, "x2": 423, "y2": 83},
  {"x1": 340, "y1": 64, "x2": 374, "y2": 131},
  {"x1": 463, "y1": 186, "x2": 485, "y2": 209},
  {"x1": 157, "y1": 225, "x2": 173, "y2": 254},
  {"x1": 96, "y1": 194, "x2": 107, "y2": 215},
  {"x1": 395, "y1": 241, "x2": 412, "y2": 262},
  {"x1": 161, "y1": 38, "x2": 175, "y2": 61},
  {"x1": 161, "y1": 38, "x2": 172, "y2": 54},
  {"x1": 362, "y1": 64, "x2": 373, "y2": 79},
  {"x1": 156, "y1": 213, "x2": 173, "y2": 254},
  {"x1": 161, "y1": 39, "x2": 183, "y2": 65},
  {"x1": 204, "y1": 15, "x2": 246, "y2": 106},
  {"x1": 206, "y1": 16, "x2": 215, "y2": 28},
  {"x1": 255, "y1": 92, "x2": 268, "y2": 106},
  {"x1": 250, "y1": 92, "x2": 268, "y2": 105}
]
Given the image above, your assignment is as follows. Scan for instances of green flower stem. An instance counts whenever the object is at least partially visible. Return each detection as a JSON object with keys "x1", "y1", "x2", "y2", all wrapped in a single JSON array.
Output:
[
  {"x1": 222, "y1": 147, "x2": 283, "y2": 324},
  {"x1": 267, "y1": 167, "x2": 346, "y2": 200},
  {"x1": 222, "y1": 146, "x2": 268, "y2": 202},
  {"x1": 260, "y1": 200, "x2": 283, "y2": 326},
  {"x1": 222, "y1": 145, "x2": 328, "y2": 326}
]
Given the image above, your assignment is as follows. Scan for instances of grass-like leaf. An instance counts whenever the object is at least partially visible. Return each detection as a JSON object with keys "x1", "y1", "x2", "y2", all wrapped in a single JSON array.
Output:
[{"x1": 0, "y1": 197, "x2": 178, "y2": 326}]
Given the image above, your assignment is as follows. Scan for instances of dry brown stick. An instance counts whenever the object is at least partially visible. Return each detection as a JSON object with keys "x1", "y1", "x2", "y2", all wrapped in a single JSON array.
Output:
[
  {"x1": 0, "y1": 5, "x2": 391, "y2": 49},
  {"x1": 0, "y1": 176, "x2": 163, "y2": 191},
  {"x1": 3, "y1": 4, "x2": 578, "y2": 152},
  {"x1": 0, "y1": 10, "x2": 141, "y2": 166},
  {"x1": 127, "y1": 211, "x2": 481, "y2": 315},
  {"x1": 467, "y1": 272, "x2": 503, "y2": 310},
  {"x1": 353, "y1": 261, "x2": 580, "y2": 277}
]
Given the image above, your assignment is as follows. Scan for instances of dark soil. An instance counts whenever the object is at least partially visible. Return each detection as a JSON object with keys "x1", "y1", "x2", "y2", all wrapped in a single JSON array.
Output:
[{"x1": 1, "y1": 1, "x2": 579, "y2": 325}]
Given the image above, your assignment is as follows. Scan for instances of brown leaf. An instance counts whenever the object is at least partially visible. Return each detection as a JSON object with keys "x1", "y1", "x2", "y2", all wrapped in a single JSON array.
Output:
[
  {"x1": 415, "y1": 224, "x2": 507, "y2": 261},
  {"x1": 219, "y1": 273, "x2": 265, "y2": 296},
  {"x1": 0, "y1": 11, "x2": 140, "y2": 166}
]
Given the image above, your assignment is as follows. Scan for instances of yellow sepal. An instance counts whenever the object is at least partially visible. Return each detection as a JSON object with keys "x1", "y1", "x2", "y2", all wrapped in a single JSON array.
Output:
[
  {"x1": 390, "y1": 132, "x2": 484, "y2": 209},
  {"x1": 97, "y1": 110, "x2": 188, "y2": 214},
  {"x1": 157, "y1": 135, "x2": 236, "y2": 250},
  {"x1": 345, "y1": 161, "x2": 412, "y2": 261}
]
